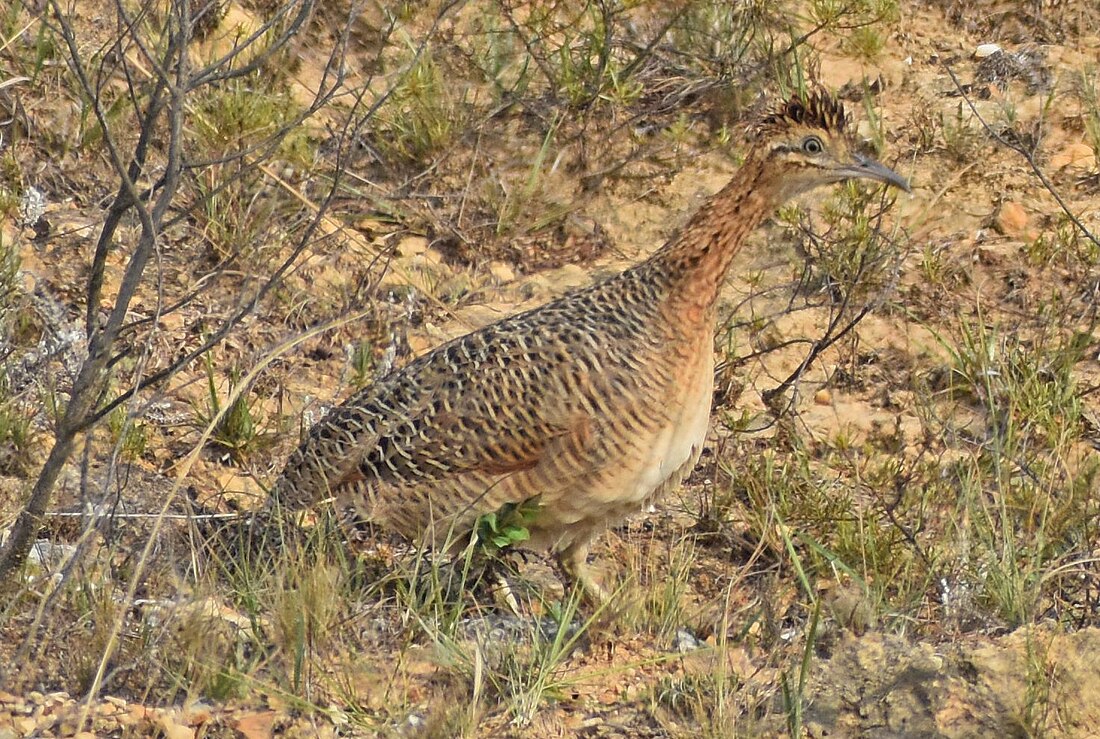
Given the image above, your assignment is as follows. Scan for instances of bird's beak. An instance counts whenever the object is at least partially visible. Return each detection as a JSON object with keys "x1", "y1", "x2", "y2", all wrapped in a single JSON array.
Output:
[{"x1": 840, "y1": 154, "x2": 911, "y2": 192}]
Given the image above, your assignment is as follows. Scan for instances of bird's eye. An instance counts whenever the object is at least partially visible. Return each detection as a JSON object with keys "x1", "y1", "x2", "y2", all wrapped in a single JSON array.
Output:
[{"x1": 801, "y1": 136, "x2": 824, "y2": 154}]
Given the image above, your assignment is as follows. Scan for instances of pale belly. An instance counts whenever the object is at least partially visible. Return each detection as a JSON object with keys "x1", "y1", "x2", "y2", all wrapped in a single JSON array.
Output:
[
  {"x1": 626, "y1": 344, "x2": 714, "y2": 504},
  {"x1": 526, "y1": 338, "x2": 716, "y2": 553}
]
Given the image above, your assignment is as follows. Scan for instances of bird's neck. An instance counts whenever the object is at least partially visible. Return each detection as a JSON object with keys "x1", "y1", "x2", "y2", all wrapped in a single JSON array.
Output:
[{"x1": 639, "y1": 156, "x2": 781, "y2": 326}]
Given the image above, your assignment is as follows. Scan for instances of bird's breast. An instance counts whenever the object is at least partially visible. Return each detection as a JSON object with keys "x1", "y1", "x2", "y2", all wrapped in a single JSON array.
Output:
[{"x1": 621, "y1": 335, "x2": 714, "y2": 504}]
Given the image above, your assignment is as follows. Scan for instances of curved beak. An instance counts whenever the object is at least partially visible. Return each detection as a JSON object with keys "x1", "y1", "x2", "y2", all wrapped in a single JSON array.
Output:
[{"x1": 839, "y1": 154, "x2": 911, "y2": 192}]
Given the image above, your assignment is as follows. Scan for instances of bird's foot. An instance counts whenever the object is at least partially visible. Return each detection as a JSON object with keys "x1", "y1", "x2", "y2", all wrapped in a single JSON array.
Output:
[{"x1": 558, "y1": 542, "x2": 611, "y2": 608}]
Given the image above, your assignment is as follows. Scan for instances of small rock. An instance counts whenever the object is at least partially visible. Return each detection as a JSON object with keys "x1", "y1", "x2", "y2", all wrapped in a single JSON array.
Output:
[
  {"x1": 974, "y1": 43, "x2": 1002, "y2": 58},
  {"x1": 96, "y1": 702, "x2": 124, "y2": 717},
  {"x1": 355, "y1": 217, "x2": 382, "y2": 233},
  {"x1": 184, "y1": 701, "x2": 214, "y2": 726},
  {"x1": 19, "y1": 186, "x2": 46, "y2": 227},
  {"x1": 487, "y1": 260, "x2": 515, "y2": 283},
  {"x1": 34, "y1": 711, "x2": 58, "y2": 733},
  {"x1": 234, "y1": 710, "x2": 276, "y2": 739},
  {"x1": 28, "y1": 539, "x2": 77, "y2": 571},
  {"x1": 674, "y1": 627, "x2": 704, "y2": 652},
  {"x1": 814, "y1": 388, "x2": 832, "y2": 406},
  {"x1": 213, "y1": 470, "x2": 264, "y2": 504},
  {"x1": 554, "y1": 263, "x2": 590, "y2": 290},
  {"x1": 126, "y1": 704, "x2": 153, "y2": 724},
  {"x1": 395, "y1": 236, "x2": 429, "y2": 257},
  {"x1": 11, "y1": 717, "x2": 35, "y2": 736},
  {"x1": 419, "y1": 247, "x2": 447, "y2": 266},
  {"x1": 1050, "y1": 142, "x2": 1095, "y2": 171},
  {"x1": 157, "y1": 711, "x2": 193, "y2": 739},
  {"x1": 992, "y1": 201, "x2": 1028, "y2": 237},
  {"x1": 828, "y1": 581, "x2": 877, "y2": 635}
]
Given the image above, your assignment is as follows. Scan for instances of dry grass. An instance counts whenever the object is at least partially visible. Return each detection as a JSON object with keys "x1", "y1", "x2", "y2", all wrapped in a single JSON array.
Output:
[{"x1": 1, "y1": 0, "x2": 1100, "y2": 736}]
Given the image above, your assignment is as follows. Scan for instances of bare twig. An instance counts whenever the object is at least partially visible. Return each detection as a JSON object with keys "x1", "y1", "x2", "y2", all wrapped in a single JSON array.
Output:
[
  {"x1": 943, "y1": 63, "x2": 1100, "y2": 250},
  {"x1": 0, "y1": 0, "x2": 186, "y2": 589}
]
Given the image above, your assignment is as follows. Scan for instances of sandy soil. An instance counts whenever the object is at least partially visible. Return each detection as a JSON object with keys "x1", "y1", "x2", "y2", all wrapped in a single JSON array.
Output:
[{"x1": 2, "y1": 0, "x2": 1100, "y2": 736}]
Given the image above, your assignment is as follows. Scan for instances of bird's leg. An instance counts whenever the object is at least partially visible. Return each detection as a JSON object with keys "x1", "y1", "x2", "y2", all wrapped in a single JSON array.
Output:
[
  {"x1": 558, "y1": 539, "x2": 608, "y2": 606},
  {"x1": 491, "y1": 567, "x2": 522, "y2": 616},
  {"x1": 486, "y1": 548, "x2": 530, "y2": 615}
]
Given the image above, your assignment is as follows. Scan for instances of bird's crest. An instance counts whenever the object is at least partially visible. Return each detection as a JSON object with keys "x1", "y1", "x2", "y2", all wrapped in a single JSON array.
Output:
[{"x1": 756, "y1": 89, "x2": 849, "y2": 137}]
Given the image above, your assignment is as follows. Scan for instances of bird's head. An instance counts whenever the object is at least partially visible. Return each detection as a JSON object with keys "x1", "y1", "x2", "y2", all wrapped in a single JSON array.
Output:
[{"x1": 752, "y1": 90, "x2": 910, "y2": 201}]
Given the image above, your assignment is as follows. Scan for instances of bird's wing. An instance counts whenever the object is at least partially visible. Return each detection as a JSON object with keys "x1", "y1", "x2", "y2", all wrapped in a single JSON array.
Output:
[
  {"x1": 275, "y1": 313, "x2": 643, "y2": 530},
  {"x1": 339, "y1": 327, "x2": 620, "y2": 483}
]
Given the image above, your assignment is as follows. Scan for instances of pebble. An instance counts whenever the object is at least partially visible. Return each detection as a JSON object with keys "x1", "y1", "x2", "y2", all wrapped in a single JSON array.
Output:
[
  {"x1": 396, "y1": 235, "x2": 429, "y2": 257},
  {"x1": 814, "y1": 388, "x2": 832, "y2": 406},
  {"x1": 1050, "y1": 142, "x2": 1095, "y2": 171},
  {"x1": 487, "y1": 260, "x2": 515, "y2": 283},
  {"x1": 992, "y1": 201, "x2": 1029, "y2": 237},
  {"x1": 674, "y1": 627, "x2": 704, "y2": 652},
  {"x1": 974, "y1": 43, "x2": 1002, "y2": 58},
  {"x1": 185, "y1": 701, "x2": 214, "y2": 725},
  {"x1": 11, "y1": 717, "x2": 35, "y2": 735},
  {"x1": 158, "y1": 712, "x2": 193, "y2": 739}
]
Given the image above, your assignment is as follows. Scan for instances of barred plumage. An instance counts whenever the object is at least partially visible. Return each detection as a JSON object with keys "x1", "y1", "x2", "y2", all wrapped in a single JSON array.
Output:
[{"x1": 272, "y1": 91, "x2": 909, "y2": 601}]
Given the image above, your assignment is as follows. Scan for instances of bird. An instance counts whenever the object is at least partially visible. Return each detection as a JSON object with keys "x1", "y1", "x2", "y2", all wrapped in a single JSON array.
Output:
[{"x1": 270, "y1": 89, "x2": 910, "y2": 602}]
